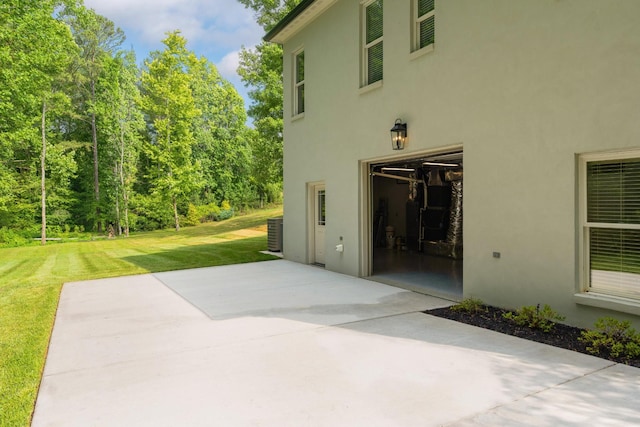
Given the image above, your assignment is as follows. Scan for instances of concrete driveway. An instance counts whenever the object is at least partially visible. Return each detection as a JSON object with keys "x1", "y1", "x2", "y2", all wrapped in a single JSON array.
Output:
[{"x1": 32, "y1": 260, "x2": 640, "y2": 426}]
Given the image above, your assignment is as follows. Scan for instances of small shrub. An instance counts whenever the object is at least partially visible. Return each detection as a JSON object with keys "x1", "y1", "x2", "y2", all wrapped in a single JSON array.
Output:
[
  {"x1": 181, "y1": 204, "x2": 200, "y2": 227},
  {"x1": 264, "y1": 183, "x2": 283, "y2": 204},
  {"x1": 451, "y1": 297, "x2": 485, "y2": 313},
  {"x1": 503, "y1": 304, "x2": 565, "y2": 332},
  {"x1": 580, "y1": 317, "x2": 640, "y2": 359},
  {"x1": 196, "y1": 202, "x2": 221, "y2": 223},
  {"x1": 46, "y1": 225, "x2": 62, "y2": 237},
  {"x1": 215, "y1": 201, "x2": 234, "y2": 221},
  {"x1": 0, "y1": 227, "x2": 30, "y2": 247}
]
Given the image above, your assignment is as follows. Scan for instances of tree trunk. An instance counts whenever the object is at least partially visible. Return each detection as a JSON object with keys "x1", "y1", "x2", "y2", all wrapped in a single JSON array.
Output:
[
  {"x1": 123, "y1": 195, "x2": 130, "y2": 237},
  {"x1": 118, "y1": 119, "x2": 130, "y2": 237},
  {"x1": 173, "y1": 195, "x2": 180, "y2": 232},
  {"x1": 40, "y1": 101, "x2": 47, "y2": 246},
  {"x1": 167, "y1": 109, "x2": 180, "y2": 232},
  {"x1": 91, "y1": 79, "x2": 101, "y2": 232},
  {"x1": 114, "y1": 162, "x2": 121, "y2": 235}
]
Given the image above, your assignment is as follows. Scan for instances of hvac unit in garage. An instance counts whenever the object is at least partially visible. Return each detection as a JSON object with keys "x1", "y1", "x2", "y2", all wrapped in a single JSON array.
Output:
[{"x1": 267, "y1": 217, "x2": 283, "y2": 252}]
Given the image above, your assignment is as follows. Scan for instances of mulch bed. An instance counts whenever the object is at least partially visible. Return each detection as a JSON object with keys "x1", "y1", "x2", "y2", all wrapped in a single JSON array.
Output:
[{"x1": 425, "y1": 305, "x2": 640, "y2": 368}]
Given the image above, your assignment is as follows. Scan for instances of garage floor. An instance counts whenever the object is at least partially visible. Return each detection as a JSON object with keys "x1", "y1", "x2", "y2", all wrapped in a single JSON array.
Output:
[{"x1": 371, "y1": 248, "x2": 463, "y2": 301}]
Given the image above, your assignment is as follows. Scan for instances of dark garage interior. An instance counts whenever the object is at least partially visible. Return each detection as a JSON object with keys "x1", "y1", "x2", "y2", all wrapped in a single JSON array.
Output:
[{"x1": 369, "y1": 150, "x2": 463, "y2": 300}]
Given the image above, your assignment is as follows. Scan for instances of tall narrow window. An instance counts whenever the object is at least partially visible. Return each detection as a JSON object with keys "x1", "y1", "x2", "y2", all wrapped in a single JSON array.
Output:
[
  {"x1": 294, "y1": 49, "x2": 305, "y2": 116},
  {"x1": 413, "y1": 0, "x2": 435, "y2": 52},
  {"x1": 362, "y1": 0, "x2": 383, "y2": 86},
  {"x1": 317, "y1": 189, "x2": 326, "y2": 226},
  {"x1": 581, "y1": 151, "x2": 640, "y2": 299}
]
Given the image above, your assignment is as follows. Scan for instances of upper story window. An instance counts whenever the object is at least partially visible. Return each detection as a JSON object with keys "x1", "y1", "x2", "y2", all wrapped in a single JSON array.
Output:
[
  {"x1": 362, "y1": 0, "x2": 383, "y2": 86},
  {"x1": 412, "y1": 0, "x2": 435, "y2": 52},
  {"x1": 293, "y1": 49, "x2": 305, "y2": 116},
  {"x1": 579, "y1": 150, "x2": 640, "y2": 300}
]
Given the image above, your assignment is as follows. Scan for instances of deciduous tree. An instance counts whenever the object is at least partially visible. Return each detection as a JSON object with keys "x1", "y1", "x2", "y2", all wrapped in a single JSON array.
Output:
[
  {"x1": 62, "y1": 5, "x2": 125, "y2": 231},
  {"x1": 237, "y1": 0, "x2": 300, "y2": 204},
  {"x1": 96, "y1": 51, "x2": 144, "y2": 236},
  {"x1": 0, "y1": 0, "x2": 76, "y2": 240},
  {"x1": 140, "y1": 31, "x2": 202, "y2": 231},
  {"x1": 190, "y1": 57, "x2": 253, "y2": 207}
]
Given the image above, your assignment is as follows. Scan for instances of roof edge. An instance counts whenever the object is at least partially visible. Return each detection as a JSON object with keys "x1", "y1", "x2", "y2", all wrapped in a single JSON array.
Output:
[{"x1": 264, "y1": 0, "x2": 318, "y2": 43}]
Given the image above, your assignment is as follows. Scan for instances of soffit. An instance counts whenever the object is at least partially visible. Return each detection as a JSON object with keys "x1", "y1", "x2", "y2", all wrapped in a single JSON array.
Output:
[{"x1": 265, "y1": 0, "x2": 337, "y2": 44}]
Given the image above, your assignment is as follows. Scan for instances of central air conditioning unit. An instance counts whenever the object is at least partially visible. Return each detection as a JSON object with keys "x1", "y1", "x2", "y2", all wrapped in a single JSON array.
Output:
[{"x1": 267, "y1": 217, "x2": 283, "y2": 252}]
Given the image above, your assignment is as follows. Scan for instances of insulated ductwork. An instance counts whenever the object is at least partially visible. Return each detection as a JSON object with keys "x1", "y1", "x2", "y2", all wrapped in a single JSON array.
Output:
[
  {"x1": 446, "y1": 179, "x2": 463, "y2": 245},
  {"x1": 423, "y1": 171, "x2": 463, "y2": 259}
]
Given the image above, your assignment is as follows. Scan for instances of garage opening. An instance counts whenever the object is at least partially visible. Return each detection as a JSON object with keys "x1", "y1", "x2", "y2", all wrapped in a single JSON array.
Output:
[{"x1": 368, "y1": 150, "x2": 463, "y2": 300}]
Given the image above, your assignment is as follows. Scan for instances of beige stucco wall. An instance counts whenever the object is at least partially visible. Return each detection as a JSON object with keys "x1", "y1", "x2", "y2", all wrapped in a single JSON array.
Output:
[{"x1": 280, "y1": 0, "x2": 640, "y2": 328}]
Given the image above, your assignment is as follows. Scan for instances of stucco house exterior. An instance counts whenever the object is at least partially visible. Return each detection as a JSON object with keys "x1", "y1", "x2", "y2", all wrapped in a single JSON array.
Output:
[{"x1": 265, "y1": 0, "x2": 640, "y2": 328}]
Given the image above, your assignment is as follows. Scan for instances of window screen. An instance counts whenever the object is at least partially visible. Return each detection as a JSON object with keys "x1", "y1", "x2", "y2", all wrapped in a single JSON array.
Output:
[
  {"x1": 364, "y1": 0, "x2": 383, "y2": 85},
  {"x1": 586, "y1": 157, "x2": 640, "y2": 298},
  {"x1": 415, "y1": 0, "x2": 435, "y2": 51},
  {"x1": 294, "y1": 50, "x2": 305, "y2": 115}
]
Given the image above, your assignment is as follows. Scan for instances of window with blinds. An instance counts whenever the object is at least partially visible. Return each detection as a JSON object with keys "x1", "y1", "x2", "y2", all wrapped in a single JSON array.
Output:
[
  {"x1": 294, "y1": 50, "x2": 304, "y2": 116},
  {"x1": 363, "y1": 0, "x2": 383, "y2": 86},
  {"x1": 413, "y1": 0, "x2": 435, "y2": 52},
  {"x1": 583, "y1": 154, "x2": 640, "y2": 299}
]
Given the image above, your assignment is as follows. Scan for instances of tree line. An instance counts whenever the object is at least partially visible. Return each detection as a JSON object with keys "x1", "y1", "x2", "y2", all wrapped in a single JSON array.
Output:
[{"x1": 0, "y1": 0, "x2": 285, "y2": 245}]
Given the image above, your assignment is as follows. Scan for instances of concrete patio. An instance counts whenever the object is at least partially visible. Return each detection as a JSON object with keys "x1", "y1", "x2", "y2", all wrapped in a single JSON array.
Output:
[{"x1": 32, "y1": 260, "x2": 640, "y2": 426}]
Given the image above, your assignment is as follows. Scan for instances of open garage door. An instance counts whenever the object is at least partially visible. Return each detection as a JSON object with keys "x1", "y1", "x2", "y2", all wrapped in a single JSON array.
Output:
[{"x1": 368, "y1": 150, "x2": 463, "y2": 300}]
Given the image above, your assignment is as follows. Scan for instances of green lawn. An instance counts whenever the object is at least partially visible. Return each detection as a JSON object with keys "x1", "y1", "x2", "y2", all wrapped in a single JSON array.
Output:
[{"x1": 0, "y1": 206, "x2": 282, "y2": 427}]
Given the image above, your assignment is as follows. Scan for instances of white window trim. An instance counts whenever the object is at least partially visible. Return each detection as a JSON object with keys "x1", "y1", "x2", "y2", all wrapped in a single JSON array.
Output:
[
  {"x1": 411, "y1": 0, "x2": 435, "y2": 54},
  {"x1": 293, "y1": 47, "x2": 305, "y2": 118},
  {"x1": 409, "y1": 43, "x2": 434, "y2": 61},
  {"x1": 358, "y1": 79, "x2": 383, "y2": 95},
  {"x1": 361, "y1": 0, "x2": 383, "y2": 88},
  {"x1": 577, "y1": 148, "x2": 640, "y2": 306}
]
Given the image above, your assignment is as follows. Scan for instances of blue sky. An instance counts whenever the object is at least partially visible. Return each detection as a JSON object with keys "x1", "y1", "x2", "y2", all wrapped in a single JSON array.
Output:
[{"x1": 83, "y1": 0, "x2": 265, "y2": 109}]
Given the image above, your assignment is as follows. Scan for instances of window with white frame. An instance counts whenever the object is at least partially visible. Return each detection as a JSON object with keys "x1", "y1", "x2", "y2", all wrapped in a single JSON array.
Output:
[
  {"x1": 580, "y1": 150, "x2": 640, "y2": 300},
  {"x1": 362, "y1": 0, "x2": 383, "y2": 86},
  {"x1": 293, "y1": 49, "x2": 305, "y2": 116},
  {"x1": 413, "y1": 0, "x2": 435, "y2": 52}
]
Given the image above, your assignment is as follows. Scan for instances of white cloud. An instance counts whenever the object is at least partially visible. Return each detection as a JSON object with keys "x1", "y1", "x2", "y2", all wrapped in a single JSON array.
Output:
[
  {"x1": 217, "y1": 50, "x2": 241, "y2": 79},
  {"x1": 82, "y1": 0, "x2": 263, "y2": 113},
  {"x1": 83, "y1": 0, "x2": 263, "y2": 60},
  {"x1": 216, "y1": 50, "x2": 254, "y2": 110}
]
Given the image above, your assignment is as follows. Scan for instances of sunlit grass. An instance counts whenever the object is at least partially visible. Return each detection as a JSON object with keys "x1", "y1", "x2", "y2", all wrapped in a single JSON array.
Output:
[{"x1": 0, "y1": 206, "x2": 282, "y2": 427}]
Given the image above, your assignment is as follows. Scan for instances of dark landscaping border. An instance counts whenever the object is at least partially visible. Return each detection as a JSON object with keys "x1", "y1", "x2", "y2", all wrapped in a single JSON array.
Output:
[{"x1": 425, "y1": 305, "x2": 640, "y2": 368}]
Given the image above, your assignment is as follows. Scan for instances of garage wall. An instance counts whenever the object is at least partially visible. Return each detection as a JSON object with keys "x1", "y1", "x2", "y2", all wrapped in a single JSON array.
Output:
[
  {"x1": 373, "y1": 177, "x2": 409, "y2": 241},
  {"x1": 280, "y1": 0, "x2": 640, "y2": 328}
]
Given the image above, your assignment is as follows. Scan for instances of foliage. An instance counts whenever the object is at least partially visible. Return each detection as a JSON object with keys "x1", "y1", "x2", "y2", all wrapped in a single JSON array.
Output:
[
  {"x1": 0, "y1": 0, "x2": 277, "y2": 242},
  {"x1": 450, "y1": 297, "x2": 485, "y2": 314},
  {"x1": 237, "y1": 0, "x2": 301, "y2": 31},
  {"x1": 580, "y1": 317, "x2": 640, "y2": 359},
  {"x1": 0, "y1": 227, "x2": 32, "y2": 247},
  {"x1": 182, "y1": 203, "x2": 200, "y2": 227},
  {"x1": 502, "y1": 304, "x2": 565, "y2": 333},
  {"x1": 264, "y1": 182, "x2": 284, "y2": 204},
  {"x1": 217, "y1": 201, "x2": 235, "y2": 221},
  {"x1": 129, "y1": 194, "x2": 173, "y2": 231},
  {"x1": 195, "y1": 201, "x2": 235, "y2": 223},
  {"x1": 0, "y1": 0, "x2": 77, "y2": 234},
  {"x1": 238, "y1": 43, "x2": 284, "y2": 203},
  {"x1": 237, "y1": 0, "x2": 299, "y2": 205},
  {"x1": 97, "y1": 51, "x2": 145, "y2": 237},
  {"x1": 61, "y1": 4, "x2": 126, "y2": 232},
  {"x1": 197, "y1": 202, "x2": 221, "y2": 222},
  {"x1": 140, "y1": 31, "x2": 203, "y2": 232},
  {"x1": 190, "y1": 56, "x2": 254, "y2": 207}
]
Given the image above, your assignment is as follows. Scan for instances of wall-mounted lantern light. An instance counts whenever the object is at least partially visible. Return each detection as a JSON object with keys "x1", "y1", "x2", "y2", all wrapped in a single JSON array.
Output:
[{"x1": 390, "y1": 119, "x2": 407, "y2": 150}]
